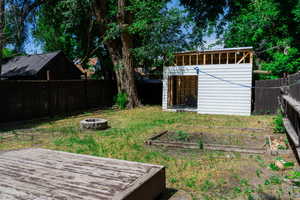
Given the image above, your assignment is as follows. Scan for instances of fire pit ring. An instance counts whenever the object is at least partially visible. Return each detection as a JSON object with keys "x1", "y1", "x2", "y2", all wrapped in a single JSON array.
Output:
[{"x1": 80, "y1": 118, "x2": 108, "y2": 130}]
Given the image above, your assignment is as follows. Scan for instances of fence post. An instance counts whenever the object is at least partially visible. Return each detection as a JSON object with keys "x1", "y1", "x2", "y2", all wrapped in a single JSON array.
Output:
[
  {"x1": 21, "y1": 81, "x2": 25, "y2": 121},
  {"x1": 47, "y1": 80, "x2": 53, "y2": 118},
  {"x1": 84, "y1": 79, "x2": 89, "y2": 109}
]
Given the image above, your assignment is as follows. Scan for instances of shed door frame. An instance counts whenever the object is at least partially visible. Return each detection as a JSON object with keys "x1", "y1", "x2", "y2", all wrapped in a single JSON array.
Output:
[{"x1": 167, "y1": 75, "x2": 198, "y2": 109}]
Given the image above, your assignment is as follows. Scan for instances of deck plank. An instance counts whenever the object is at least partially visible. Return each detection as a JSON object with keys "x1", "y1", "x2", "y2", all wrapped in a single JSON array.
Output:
[{"x1": 0, "y1": 148, "x2": 165, "y2": 200}]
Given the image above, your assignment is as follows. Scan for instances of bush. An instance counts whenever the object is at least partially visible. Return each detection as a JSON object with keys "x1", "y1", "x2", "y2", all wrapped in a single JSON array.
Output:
[
  {"x1": 273, "y1": 113, "x2": 285, "y2": 133},
  {"x1": 115, "y1": 92, "x2": 128, "y2": 109}
]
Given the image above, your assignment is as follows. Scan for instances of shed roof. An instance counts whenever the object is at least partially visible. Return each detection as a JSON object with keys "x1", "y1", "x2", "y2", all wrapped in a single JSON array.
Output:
[{"x1": 1, "y1": 51, "x2": 62, "y2": 78}]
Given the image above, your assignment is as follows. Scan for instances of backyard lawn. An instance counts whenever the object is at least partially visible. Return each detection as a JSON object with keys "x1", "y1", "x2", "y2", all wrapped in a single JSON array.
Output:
[{"x1": 0, "y1": 106, "x2": 299, "y2": 200}]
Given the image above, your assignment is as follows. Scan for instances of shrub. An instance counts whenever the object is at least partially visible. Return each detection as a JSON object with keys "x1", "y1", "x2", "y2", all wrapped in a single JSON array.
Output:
[
  {"x1": 273, "y1": 113, "x2": 285, "y2": 133},
  {"x1": 115, "y1": 92, "x2": 128, "y2": 109}
]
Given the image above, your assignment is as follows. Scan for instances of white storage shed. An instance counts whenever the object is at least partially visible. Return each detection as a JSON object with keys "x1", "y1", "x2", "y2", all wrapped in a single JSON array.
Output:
[{"x1": 162, "y1": 47, "x2": 253, "y2": 116}]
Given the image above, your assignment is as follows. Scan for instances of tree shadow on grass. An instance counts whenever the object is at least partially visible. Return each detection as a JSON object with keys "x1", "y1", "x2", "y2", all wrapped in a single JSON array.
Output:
[
  {"x1": 258, "y1": 192, "x2": 282, "y2": 200},
  {"x1": 0, "y1": 115, "x2": 70, "y2": 133},
  {"x1": 0, "y1": 107, "x2": 110, "y2": 133},
  {"x1": 157, "y1": 188, "x2": 178, "y2": 200}
]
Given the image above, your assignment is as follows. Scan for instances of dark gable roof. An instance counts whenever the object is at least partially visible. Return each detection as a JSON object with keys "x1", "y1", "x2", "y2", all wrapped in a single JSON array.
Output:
[{"x1": 1, "y1": 51, "x2": 62, "y2": 78}]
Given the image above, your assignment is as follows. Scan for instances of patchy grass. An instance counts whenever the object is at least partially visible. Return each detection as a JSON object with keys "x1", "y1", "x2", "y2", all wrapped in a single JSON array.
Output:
[{"x1": 0, "y1": 106, "x2": 298, "y2": 199}]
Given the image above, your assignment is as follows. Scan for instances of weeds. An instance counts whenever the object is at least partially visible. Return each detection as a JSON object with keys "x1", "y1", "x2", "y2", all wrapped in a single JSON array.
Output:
[
  {"x1": 115, "y1": 92, "x2": 128, "y2": 109},
  {"x1": 256, "y1": 169, "x2": 262, "y2": 177},
  {"x1": 265, "y1": 175, "x2": 282, "y2": 185},
  {"x1": 169, "y1": 177, "x2": 178, "y2": 184},
  {"x1": 255, "y1": 155, "x2": 267, "y2": 167},
  {"x1": 201, "y1": 180, "x2": 215, "y2": 192},
  {"x1": 273, "y1": 113, "x2": 285, "y2": 133},
  {"x1": 286, "y1": 171, "x2": 300, "y2": 179},
  {"x1": 269, "y1": 163, "x2": 280, "y2": 171},
  {"x1": 197, "y1": 139, "x2": 204, "y2": 149},
  {"x1": 172, "y1": 131, "x2": 190, "y2": 141},
  {"x1": 185, "y1": 176, "x2": 197, "y2": 188}
]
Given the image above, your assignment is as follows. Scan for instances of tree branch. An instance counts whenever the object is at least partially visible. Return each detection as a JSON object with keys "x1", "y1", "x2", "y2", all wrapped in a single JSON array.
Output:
[
  {"x1": 23, "y1": 0, "x2": 47, "y2": 17},
  {"x1": 93, "y1": 0, "x2": 107, "y2": 25},
  {"x1": 0, "y1": 0, "x2": 5, "y2": 76}
]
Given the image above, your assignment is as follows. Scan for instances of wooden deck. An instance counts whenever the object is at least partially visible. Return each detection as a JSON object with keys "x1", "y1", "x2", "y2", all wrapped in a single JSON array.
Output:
[{"x1": 0, "y1": 148, "x2": 165, "y2": 200}]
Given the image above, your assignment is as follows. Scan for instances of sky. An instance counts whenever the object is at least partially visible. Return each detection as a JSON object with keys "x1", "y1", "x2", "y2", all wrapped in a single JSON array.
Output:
[
  {"x1": 25, "y1": 24, "x2": 42, "y2": 54},
  {"x1": 24, "y1": 0, "x2": 220, "y2": 54}
]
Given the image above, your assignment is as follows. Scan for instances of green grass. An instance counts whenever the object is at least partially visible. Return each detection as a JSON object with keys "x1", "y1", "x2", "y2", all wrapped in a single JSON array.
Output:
[
  {"x1": 273, "y1": 112, "x2": 286, "y2": 133},
  {"x1": 172, "y1": 130, "x2": 190, "y2": 141},
  {"x1": 0, "y1": 106, "x2": 298, "y2": 199}
]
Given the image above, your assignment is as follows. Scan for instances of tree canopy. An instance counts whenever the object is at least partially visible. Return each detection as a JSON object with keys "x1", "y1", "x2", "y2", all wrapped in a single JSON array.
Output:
[
  {"x1": 1, "y1": 0, "x2": 300, "y2": 105},
  {"x1": 34, "y1": 0, "x2": 192, "y2": 67},
  {"x1": 180, "y1": 0, "x2": 300, "y2": 79}
]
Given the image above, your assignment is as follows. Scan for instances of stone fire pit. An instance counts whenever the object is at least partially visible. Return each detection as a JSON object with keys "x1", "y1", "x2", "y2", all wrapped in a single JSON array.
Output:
[{"x1": 80, "y1": 118, "x2": 108, "y2": 130}]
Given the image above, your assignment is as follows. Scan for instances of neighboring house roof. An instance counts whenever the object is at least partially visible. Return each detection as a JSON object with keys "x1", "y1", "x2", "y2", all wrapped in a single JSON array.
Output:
[
  {"x1": 75, "y1": 57, "x2": 99, "y2": 77},
  {"x1": 1, "y1": 51, "x2": 62, "y2": 78},
  {"x1": 88, "y1": 58, "x2": 98, "y2": 66}
]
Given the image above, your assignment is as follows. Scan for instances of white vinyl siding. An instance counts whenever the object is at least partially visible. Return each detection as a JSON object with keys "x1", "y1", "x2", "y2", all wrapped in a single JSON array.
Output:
[{"x1": 197, "y1": 64, "x2": 252, "y2": 116}]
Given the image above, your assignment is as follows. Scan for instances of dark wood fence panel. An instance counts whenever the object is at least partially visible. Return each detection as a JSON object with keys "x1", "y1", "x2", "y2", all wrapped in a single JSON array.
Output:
[
  {"x1": 254, "y1": 79, "x2": 286, "y2": 114},
  {"x1": 255, "y1": 78, "x2": 287, "y2": 88},
  {"x1": 254, "y1": 87, "x2": 281, "y2": 114},
  {"x1": 0, "y1": 80, "x2": 116, "y2": 123},
  {"x1": 254, "y1": 75, "x2": 300, "y2": 114}
]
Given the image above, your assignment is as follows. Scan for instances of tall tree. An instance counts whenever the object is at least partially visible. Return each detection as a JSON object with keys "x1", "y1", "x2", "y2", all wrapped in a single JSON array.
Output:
[
  {"x1": 93, "y1": 0, "x2": 142, "y2": 108},
  {"x1": 0, "y1": 0, "x2": 4, "y2": 78},
  {"x1": 34, "y1": 0, "x2": 191, "y2": 108},
  {"x1": 93, "y1": 0, "x2": 191, "y2": 108}
]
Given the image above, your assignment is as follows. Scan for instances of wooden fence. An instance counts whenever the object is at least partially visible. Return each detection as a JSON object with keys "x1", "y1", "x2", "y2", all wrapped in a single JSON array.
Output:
[
  {"x1": 254, "y1": 71, "x2": 300, "y2": 162},
  {"x1": 254, "y1": 78, "x2": 287, "y2": 114},
  {"x1": 281, "y1": 83, "x2": 300, "y2": 162},
  {"x1": 253, "y1": 73, "x2": 300, "y2": 114},
  {"x1": 0, "y1": 80, "x2": 116, "y2": 123}
]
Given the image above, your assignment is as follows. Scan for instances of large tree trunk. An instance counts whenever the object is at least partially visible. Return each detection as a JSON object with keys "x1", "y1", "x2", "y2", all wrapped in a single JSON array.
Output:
[
  {"x1": 94, "y1": 0, "x2": 140, "y2": 108},
  {"x1": 107, "y1": 41, "x2": 140, "y2": 108},
  {"x1": 0, "y1": 0, "x2": 4, "y2": 78}
]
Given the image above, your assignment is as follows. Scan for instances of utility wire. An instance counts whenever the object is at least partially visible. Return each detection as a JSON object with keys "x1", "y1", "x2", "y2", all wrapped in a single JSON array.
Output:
[
  {"x1": 145, "y1": 67, "x2": 300, "y2": 89},
  {"x1": 198, "y1": 70, "x2": 300, "y2": 89}
]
